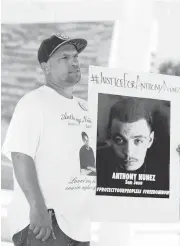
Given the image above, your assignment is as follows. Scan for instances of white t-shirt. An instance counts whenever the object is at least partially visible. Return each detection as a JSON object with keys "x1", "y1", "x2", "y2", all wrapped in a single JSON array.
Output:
[{"x1": 2, "y1": 85, "x2": 96, "y2": 242}]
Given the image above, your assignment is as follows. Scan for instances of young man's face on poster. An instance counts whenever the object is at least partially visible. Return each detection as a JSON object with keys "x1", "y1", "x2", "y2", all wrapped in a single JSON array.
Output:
[
  {"x1": 83, "y1": 135, "x2": 89, "y2": 148},
  {"x1": 110, "y1": 118, "x2": 154, "y2": 171}
]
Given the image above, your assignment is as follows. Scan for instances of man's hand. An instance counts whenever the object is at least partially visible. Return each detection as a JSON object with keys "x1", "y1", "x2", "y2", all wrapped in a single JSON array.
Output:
[
  {"x1": 81, "y1": 169, "x2": 92, "y2": 175},
  {"x1": 87, "y1": 166, "x2": 96, "y2": 172},
  {"x1": 29, "y1": 204, "x2": 52, "y2": 241}
]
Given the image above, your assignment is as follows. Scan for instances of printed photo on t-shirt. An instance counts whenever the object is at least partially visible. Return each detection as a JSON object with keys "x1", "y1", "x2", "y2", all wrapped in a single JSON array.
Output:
[{"x1": 79, "y1": 131, "x2": 96, "y2": 176}]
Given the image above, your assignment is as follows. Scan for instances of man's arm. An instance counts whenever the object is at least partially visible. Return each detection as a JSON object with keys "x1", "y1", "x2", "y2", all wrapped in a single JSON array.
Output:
[
  {"x1": 92, "y1": 148, "x2": 96, "y2": 168},
  {"x1": 87, "y1": 148, "x2": 96, "y2": 172},
  {"x1": 79, "y1": 147, "x2": 84, "y2": 170},
  {"x1": 12, "y1": 152, "x2": 52, "y2": 241}
]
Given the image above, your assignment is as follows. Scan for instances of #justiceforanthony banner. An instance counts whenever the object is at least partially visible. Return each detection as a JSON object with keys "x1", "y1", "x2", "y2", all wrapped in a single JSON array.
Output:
[{"x1": 88, "y1": 65, "x2": 180, "y2": 222}]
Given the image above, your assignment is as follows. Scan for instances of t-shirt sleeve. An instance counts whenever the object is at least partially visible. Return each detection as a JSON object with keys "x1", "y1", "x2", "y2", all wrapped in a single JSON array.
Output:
[{"x1": 2, "y1": 94, "x2": 42, "y2": 161}]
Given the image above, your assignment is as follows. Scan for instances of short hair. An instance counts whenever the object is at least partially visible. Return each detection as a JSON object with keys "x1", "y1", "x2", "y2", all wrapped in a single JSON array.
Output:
[
  {"x1": 107, "y1": 97, "x2": 153, "y2": 137},
  {"x1": 81, "y1": 131, "x2": 88, "y2": 140}
]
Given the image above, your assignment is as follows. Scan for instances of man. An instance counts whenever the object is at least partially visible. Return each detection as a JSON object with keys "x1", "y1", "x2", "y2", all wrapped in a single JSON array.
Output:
[
  {"x1": 79, "y1": 132, "x2": 96, "y2": 176},
  {"x1": 2, "y1": 33, "x2": 95, "y2": 246},
  {"x1": 96, "y1": 97, "x2": 170, "y2": 194}
]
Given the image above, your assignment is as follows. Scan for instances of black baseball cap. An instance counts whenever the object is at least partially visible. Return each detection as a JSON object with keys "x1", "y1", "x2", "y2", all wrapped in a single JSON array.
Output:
[{"x1": 38, "y1": 33, "x2": 87, "y2": 63}]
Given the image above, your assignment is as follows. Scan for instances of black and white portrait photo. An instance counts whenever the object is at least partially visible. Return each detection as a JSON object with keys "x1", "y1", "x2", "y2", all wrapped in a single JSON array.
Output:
[
  {"x1": 96, "y1": 93, "x2": 170, "y2": 198},
  {"x1": 2, "y1": 0, "x2": 180, "y2": 244}
]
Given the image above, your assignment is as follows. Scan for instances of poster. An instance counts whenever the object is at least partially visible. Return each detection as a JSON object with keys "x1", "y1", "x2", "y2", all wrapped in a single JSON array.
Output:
[
  {"x1": 96, "y1": 93, "x2": 170, "y2": 198},
  {"x1": 88, "y1": 65, "x2": 180, "y2": 222}
]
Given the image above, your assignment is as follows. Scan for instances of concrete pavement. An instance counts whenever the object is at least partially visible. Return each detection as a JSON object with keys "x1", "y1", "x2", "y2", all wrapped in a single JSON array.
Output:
[{"x1": 1, "y1": 242, "x2": 13, "y2": 246}]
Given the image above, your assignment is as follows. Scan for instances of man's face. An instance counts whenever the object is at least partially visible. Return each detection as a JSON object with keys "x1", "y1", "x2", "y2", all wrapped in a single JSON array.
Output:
[
  {"x1": 83, "y1": 136, "x2": 89, "y2": 148},
  {"x1": 47, "y1": 44, "x2": 81, "y2": 86},
  {"x1": 110, "y1": 118, "x2": 154, "y2": 171}
]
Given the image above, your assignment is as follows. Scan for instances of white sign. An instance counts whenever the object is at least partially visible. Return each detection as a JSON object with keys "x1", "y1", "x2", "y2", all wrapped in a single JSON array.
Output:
[{"x1": 88, "y1": 65, "x2": 180, "y2": 222}]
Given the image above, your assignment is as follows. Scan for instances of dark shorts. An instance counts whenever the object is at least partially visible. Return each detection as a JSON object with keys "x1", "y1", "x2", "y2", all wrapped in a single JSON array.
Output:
[{"x1": 12, "y1": 209, "x2": 90, "y2": 246}]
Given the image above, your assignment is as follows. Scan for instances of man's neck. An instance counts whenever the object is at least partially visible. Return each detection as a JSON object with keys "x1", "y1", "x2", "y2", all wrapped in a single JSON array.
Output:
[
  {"x1": 46, "y1": 80, "x2": 74, "y2": 99},
  {"x1": 85, "y1": 145, "x2": 90, "y2": 150}
]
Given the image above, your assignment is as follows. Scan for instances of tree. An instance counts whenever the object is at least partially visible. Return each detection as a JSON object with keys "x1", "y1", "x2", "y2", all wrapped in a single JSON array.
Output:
[{"x1": 159, "y1": 61, "x2": 180, "y2": 76}]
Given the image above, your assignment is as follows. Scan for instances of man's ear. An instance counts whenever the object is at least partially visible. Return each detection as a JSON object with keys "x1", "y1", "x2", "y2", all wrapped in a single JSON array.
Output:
[
  {"x1": 147, "y1": 131, "x2": 154, "y2": 148},
  {"x1": 40, "y1": 62, "x2": 50, "y2": 75}
]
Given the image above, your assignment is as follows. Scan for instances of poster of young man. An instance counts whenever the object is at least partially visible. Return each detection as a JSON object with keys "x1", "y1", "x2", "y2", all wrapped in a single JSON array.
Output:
[
  {"x1": 88, "y1": 65, "x2": 180, "y2": 223},
  {"x1": 96, "y1": 94, "x2": 170, "y2": 198}
]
